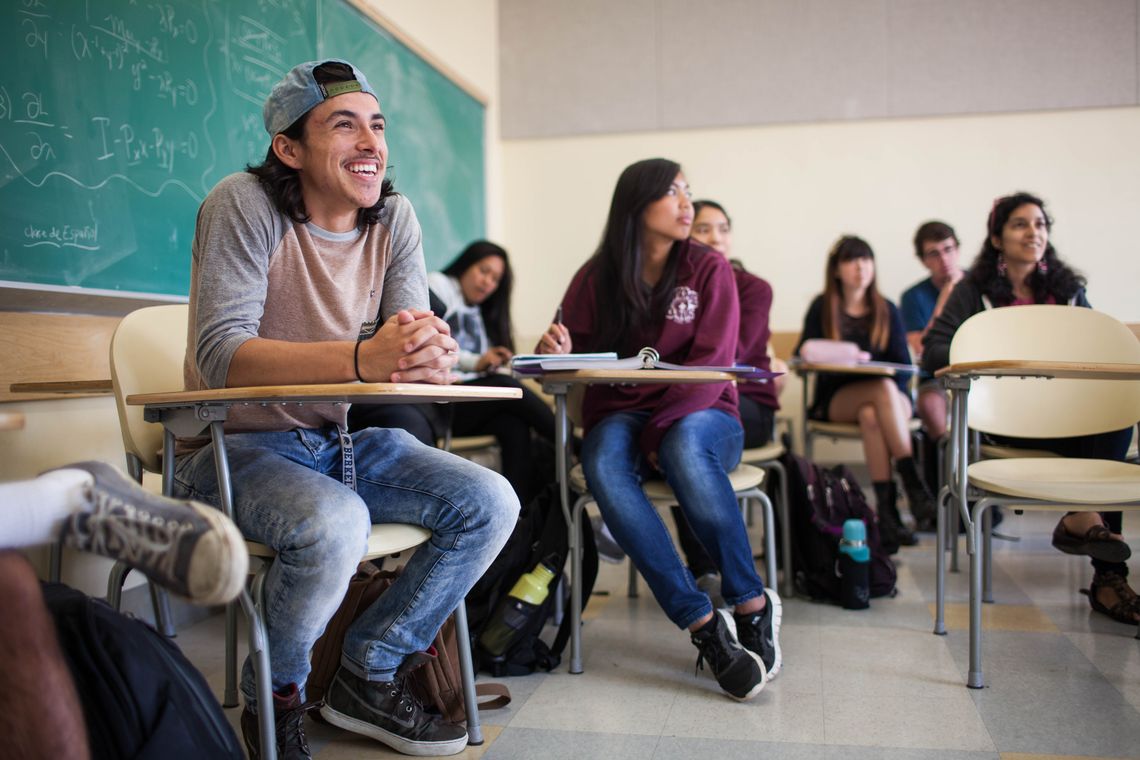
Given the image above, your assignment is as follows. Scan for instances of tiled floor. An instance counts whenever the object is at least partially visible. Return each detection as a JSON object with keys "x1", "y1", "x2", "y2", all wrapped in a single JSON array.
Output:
[{"x1": 179, "y1": 509, "x2": 1140, "y2": 759}]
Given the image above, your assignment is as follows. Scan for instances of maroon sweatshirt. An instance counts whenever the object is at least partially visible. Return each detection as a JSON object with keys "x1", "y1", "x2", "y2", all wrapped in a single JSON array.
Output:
[
  {"x1": 558, "y1": 240, "x2": 741, "y2": 458},
  {"x1": 734, "y1": 268, "x2": 779, "y2": 411}
]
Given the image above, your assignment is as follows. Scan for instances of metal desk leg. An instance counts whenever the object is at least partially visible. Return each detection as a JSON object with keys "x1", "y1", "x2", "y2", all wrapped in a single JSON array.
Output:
[
  {"x1": 453, "y1": 602, "x2": 483, "y2": 745},
  {"x1": 967, "y1": 498, "x2": 993, "y2": 689},
  {"x1": 210, "y1": 421, "x2": 276, "y2": 760}
]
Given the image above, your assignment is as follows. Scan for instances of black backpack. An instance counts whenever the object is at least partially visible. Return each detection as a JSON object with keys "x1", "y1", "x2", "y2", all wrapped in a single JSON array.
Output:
[
  {"x1": 465, "y1": 482, "x2": 598, "y2": 676},
  {"x1": 779, "y1": 452, "x2": 897, "y2": 603},
  {"x1": 42, "y1": 582, "x2": 243, "y2": 760}
]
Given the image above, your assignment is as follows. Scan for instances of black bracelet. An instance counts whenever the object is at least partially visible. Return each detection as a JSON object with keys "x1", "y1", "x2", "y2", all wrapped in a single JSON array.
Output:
[{"x1": 353, "y1": 337, "x2": 366, "y2": 383}]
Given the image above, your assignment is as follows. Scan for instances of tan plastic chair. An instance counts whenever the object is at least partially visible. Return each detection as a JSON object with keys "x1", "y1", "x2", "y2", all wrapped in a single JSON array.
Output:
[
  {"x1": 563, "y1": 386, "x2": 778, "y2": 673},
  {"x1": 940, "y1": 305, "x2": 1140, "y2": 689},
  {"x1": 109, "y1": 304, "x2": 487, "y2": 754}
]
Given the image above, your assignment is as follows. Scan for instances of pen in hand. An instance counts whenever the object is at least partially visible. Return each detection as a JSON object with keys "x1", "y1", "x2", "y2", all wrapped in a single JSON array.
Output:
[{"x1": 555, "y1": 305, "x2": 563, "y2": 326}]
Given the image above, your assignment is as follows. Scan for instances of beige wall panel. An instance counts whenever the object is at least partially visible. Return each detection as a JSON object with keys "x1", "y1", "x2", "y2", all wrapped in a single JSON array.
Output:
[
  {"x1": 502, "y1": 107, "x2": 1140, "y2": 344},
  {"x1": 658, "y1": 0, "x2": 890, "y2": 128},
  {"x1": 501, "y1": 0, "x2": 1140, "y2": 138},
  {"x1": 888, "y1": 0, "x2": 1137, "y2": 116},
  {"x1": 500, "y1": 0, "x2": 659, "y2": 138}
]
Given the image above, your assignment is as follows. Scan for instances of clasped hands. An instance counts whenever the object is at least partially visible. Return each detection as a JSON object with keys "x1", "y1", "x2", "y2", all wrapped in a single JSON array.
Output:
[{"x1": 358, "y1": 309, "x2": 459, "y2": 384}]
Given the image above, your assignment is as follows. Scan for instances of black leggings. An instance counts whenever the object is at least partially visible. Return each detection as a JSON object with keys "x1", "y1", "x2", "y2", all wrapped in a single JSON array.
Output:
[{"x1": 988, "y1": 426, "x2": 1133, "y2": 577}]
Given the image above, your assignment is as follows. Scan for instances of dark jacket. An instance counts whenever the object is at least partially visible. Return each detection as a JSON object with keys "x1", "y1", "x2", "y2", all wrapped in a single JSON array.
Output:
[{"x1": 921, "y1": 279, "x2": 1090, "y2": 373}]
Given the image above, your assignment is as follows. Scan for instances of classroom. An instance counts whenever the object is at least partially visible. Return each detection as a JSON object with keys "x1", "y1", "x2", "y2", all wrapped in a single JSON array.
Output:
[{"x1": 3, "y1": 0, "x2": 1140, "y2": 758}]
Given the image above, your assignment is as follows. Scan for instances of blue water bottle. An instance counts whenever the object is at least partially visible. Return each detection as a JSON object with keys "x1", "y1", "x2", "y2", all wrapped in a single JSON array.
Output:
[{"x1": 838, "y1": 519, "x2": 871, "y2": 609}]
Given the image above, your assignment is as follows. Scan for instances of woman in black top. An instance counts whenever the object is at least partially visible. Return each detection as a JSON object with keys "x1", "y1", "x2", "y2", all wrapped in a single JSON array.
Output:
[
  {"x1": 923, "y1": 192, "x2": 1136, "y2": 624},
  {"x1": 795, "y1": 236, "x2": 934, "y2": 552}
]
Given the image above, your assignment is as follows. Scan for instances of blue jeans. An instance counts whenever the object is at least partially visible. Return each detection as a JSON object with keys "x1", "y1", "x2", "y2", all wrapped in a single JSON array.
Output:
[
  {"x1": 173, "y1": 425, "x2": 518, "y2": 706},
  {"x1": 581, "y1": 409, "x2": 764, "y2": 629}
]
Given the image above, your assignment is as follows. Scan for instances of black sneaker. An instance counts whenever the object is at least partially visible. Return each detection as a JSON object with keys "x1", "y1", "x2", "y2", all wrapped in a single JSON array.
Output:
[
  {"x1": 52, "y1": 461, "x2": 248, "y2": 605},
  {"x1": 241, "y1": 683, "x2": 317, "y2": 760},
  {"x1": 320, "y1": 656, "x2": 468, "y2": 756},
  {"x1": 690, "y1": 609, "x2": 766, "y2": 700},
  {"x1": 734, "y1": 587, "x2": 783, "y2": 681}
]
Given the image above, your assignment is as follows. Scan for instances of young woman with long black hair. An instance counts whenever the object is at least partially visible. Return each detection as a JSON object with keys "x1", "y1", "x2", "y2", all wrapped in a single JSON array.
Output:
[{"x1": 537, "y1": 158, "x2": 781, "y2": 700}]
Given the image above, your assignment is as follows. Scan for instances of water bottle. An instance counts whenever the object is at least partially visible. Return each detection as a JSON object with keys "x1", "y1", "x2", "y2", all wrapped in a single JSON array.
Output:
[
  {"x1": 837, "y1": 519, "x2": 871, "y2": 610},
  {"x1": 478, "y1": 555, "x2": 559, "y2": 658}
]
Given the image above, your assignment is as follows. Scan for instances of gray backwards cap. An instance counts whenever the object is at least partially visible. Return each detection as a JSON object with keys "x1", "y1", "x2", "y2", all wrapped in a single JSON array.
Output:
[{"x1": 262, "y1": 59, "x2": 377, "y2": 136}]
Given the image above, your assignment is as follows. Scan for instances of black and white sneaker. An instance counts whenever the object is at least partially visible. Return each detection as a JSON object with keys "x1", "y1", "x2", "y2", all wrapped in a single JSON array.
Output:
[
  {"x1": 690, "y1": 609, "x2": 766, "y2": 700},
  {"x1": 734, "y1": 587, "x2": 783, "y2": 681},
  {"x1": 320, "y1": 656, "x2": 468, "y2": 756},
  {"x1": 53, "y1": 461, "x2": 247, "y2": 605}
]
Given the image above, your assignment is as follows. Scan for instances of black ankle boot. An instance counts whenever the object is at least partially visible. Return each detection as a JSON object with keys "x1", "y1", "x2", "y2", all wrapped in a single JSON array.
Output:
[
  {"x1": 896, "y1": 456, "x2": 937, "y2": 532},
  {"x1": 873, "y1": 481, "x2": 916, "y2": 554}
]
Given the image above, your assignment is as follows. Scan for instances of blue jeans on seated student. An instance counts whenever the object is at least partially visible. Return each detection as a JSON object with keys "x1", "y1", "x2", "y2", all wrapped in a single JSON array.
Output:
[
  {"x1": 173, "y1": 425, "x2": 518, "y2": 707},
  {"x1": 581, "y1": 409, "x2": 764, "y2": 629}
]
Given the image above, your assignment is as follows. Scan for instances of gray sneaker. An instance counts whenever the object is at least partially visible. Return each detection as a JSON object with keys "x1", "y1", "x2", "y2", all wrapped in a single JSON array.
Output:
[
  {"x1": 320, "y1": 657, "x2": 468, "y2": 756},
  {"x1": 53, "y1": 461, "x2": 248, "y2": 605}
]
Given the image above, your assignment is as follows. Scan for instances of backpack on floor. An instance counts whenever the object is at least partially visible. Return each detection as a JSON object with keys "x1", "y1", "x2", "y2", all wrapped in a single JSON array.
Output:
[
  {"x1": 465, "y1": 481, "x2": 599, "y2": 676},
  {"x1": 42, "y1": 582, "x2": 243, "y2": 760},
  {"x1": 778, "y1": 452, "x2": 897, "y2": 603}
]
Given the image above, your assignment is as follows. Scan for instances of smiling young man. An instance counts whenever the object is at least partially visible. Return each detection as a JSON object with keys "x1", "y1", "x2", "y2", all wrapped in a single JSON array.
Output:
[{"x1": 174, "y1": 60, "x2": 518, "y2": 758}]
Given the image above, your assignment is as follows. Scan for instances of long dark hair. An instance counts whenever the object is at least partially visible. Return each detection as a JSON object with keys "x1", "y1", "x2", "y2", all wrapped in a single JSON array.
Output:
[
  {"x1": 821, "y1": 235, "x2": 890, "y2": 351},
  {"x1": 247, "y1": 62, "x2": 396, "y2": 229},
  {"x1": 969, "y1": 192, "x2": 1085, "y2": 306},
  {"x1": 442, "y1": 240, "x2": 515, "y2": 351},
  {"x1": 589, "y1": 158, "x2": 685, "y2": 354}
]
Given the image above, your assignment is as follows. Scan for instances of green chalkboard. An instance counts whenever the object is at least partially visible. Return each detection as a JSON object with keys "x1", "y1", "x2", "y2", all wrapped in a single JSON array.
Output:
[{"x1": 0, "y1": 0, "x2": 484, "y2": 300}]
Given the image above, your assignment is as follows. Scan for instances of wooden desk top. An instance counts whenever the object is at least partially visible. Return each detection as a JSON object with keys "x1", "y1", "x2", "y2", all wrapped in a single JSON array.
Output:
[
  {"x1": 937, "y1": 360, "x2": 1140, "y2": 381},
  {"x1": 0, "y1": 411, "x2": 25, "y2": 431},
  {"x1": 539, "y1": 369, "x2": 736, "y2": 386},
  {"x1": 9, "y1": 379, "x2": 114, "y2": 395},
  {"x1": 790, "y1": 360, "x2": 902, "y2": 377},
  {"x1": 127, "y1": 382, "x2": 522, "y2": 409}
]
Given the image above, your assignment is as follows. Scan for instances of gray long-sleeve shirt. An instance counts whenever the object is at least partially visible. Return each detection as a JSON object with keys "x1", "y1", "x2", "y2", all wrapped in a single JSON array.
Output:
[{"x1": 183, "y1": 172, "x2": 427, "y2": 435}]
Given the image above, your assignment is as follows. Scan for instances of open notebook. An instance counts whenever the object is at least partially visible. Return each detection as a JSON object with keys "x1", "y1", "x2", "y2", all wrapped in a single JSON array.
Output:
[{"x1": 512, "y1": 347, "x2": 781, "y2": 380}]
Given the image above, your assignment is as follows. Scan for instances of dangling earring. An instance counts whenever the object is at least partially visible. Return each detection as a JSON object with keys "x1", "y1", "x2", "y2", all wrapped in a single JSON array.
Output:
[
  {"x1": 996, "y1": 254, "x2": 1007, "y2": 277},
  {"x1": 1037, "y1": 259, "x2": 1048, "y2": 274}
]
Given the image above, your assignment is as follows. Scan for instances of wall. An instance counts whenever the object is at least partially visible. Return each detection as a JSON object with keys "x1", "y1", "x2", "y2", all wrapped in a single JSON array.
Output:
[{"x1": 502, "y1": 106, "x2": 1140, "y2": 336}]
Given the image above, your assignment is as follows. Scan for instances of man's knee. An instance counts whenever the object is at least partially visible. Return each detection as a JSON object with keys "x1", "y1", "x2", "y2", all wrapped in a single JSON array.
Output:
[
  {"x1": 0, "y1": 551, "x2": 43, "y2": 612},
  {"x1": 466, "y1": 469, "x2": 519, "y2": 542},
  {"x1": 283, "y1": 492, "x2": 372, "y2": 569}
]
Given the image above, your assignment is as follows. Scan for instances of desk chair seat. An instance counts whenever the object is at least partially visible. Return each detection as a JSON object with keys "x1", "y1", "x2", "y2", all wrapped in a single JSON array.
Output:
[
  {"x1": 968, "y1": 458, "x2": 1140, "y2": 503},
  {"x1": 932, "y1": 305, "x2": 1140, "y2": 689}
]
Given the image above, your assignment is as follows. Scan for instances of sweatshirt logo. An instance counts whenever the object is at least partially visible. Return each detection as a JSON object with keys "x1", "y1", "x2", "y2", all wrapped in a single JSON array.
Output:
[{"x1": 666, "y1": 286, "x2": 699, "y2": 324}]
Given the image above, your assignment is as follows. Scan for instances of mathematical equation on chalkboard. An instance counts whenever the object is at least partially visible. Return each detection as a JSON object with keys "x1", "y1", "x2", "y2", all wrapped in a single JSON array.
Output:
[{"x1": 0, "y1": 0, "x2": 314, "y2": 295}]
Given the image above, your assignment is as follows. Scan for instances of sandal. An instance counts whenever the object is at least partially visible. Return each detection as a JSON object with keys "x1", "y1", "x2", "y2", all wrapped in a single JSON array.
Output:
[
  {"x1": 1080, "y1": 571, "x2": 1140, "y2": 625},
  {"x1": 1052, "y1": 513, "x2": 1132, "y2": 563}
]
